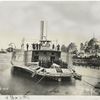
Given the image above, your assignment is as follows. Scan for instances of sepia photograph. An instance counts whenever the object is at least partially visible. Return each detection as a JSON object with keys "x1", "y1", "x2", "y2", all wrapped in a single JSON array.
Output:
[{"x1": 0, "y1": 1, "x2": 99, "y2": 99}]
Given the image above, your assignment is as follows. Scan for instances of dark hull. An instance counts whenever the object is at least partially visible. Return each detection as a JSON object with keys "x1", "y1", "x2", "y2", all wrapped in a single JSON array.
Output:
[
  {"x1": 11, "y1": 66, "x2": 72, "y2": 82},
  {"x1": 35, "y1": 74, "x2": 72, "y2": 82},
  {"x1": 11, "y1": 66, "x2": 33, "y2": 76}
]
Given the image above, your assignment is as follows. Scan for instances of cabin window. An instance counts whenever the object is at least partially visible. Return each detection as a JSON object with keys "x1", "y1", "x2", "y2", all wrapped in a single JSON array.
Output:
[
  {"x1": 35, "y1": 52, "x2": 39, "y2": 54},
  {"x1": 50, "y1": 56, "x2": 55, "y2": 62},
  {"x1": 43, "y1": 52, "x2": 47, "y2": 54},
  {"x1": 52, "y1": 52, "x2": 54, "y2": 55},
  {"x1": 34, "y1": 56, "x2": 39, "y2": 62}
]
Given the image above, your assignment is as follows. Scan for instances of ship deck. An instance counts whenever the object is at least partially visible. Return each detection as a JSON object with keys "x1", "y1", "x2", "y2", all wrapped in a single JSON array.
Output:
[{"x1": 12, "y1": 62, "x2": 73, "y2": 79}]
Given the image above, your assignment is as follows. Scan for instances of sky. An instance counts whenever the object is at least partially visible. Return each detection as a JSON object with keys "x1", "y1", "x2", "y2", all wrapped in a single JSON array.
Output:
[{"x1": 0, "y1": 1, "x2": 100, "y2": 49}]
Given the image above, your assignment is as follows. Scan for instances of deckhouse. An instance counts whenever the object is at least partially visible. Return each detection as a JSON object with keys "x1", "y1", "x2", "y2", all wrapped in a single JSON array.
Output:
[{"x1": 24, "y1": 21, "x2": 61, "y2": 67}]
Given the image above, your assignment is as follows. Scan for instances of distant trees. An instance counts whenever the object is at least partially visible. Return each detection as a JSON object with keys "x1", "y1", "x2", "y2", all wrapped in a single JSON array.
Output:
[
  {"x1": 6, "y1": 47, "x2": 14, "y2": 52},
  {"x1": 80, "y1": 43, "x2": 84, "y2": 51},
  {"x1": 61, "y1": 42, "x2": 78, "y2": 54},
  {"x1": 6, "y1": 43, "x2": 16, "y2": 52},
  {"x1": 95, "y1": 44, "x2": 99, "y2": 54},
  {"x1": 61, "y1": 45, "x2": 67, "y2": 52},
  {"x1": 80, "y1": 38, "x2": 100, "y2": 54},
  {"x1": 67, "y1": 42, "x2": 78, "y2": 54}
]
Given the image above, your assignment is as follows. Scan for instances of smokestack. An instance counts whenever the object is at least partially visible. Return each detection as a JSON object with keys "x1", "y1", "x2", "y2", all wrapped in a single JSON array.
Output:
[
  {"x1": 40, "y1": 20, "x2": 44, "y2": 40},
  {"x1": 40, "y1": 20, "x2": 47, "y2": 41}
]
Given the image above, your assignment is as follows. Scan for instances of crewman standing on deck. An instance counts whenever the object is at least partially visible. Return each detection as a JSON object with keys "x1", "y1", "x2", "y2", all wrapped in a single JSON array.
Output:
[
  {"x1": 52, "y1": 44, "x2": 55, "y2": 49},
  {"x1": 57, "y1": 44, "x2": 60, "y2": 51},
  {"x1": 39, "y1": 43, "x2": 42, "y2": 50},
  {"x1": 36, "y1": 43, "x2": 39, "y2": 50},
  {"x1": 26, "y1": 43, "x2": 29, "y2": 51},
  {"x1": 32, "y1": 43, "x2": 35, "y2": 50}
]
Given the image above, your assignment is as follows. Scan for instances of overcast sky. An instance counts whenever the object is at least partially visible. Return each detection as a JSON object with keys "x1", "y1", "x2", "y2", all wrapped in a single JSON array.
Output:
[{"x1": 0, "y1": 1, "x2": 100, "y2": 49}]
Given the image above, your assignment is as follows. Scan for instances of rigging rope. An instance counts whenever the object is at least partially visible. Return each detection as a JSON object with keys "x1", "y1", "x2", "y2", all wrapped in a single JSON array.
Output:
[
  {"x1": 82, "y1": 75, "x2": 100, "y2": 80},
  {"x1": 24, "y1": 74, "x2": 46, "y2": 95}
]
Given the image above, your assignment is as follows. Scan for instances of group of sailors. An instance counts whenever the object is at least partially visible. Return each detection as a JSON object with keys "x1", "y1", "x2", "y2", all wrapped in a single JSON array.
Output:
[
  {"x1": 26, "y1": 43, "x2": 60, "y2": 51},
  {"x1": 26, "y1": 43, "x2": 41, "y2": 51},
  {"x1": 52, "y1": 44, "x2": 60, "y2": 51}
]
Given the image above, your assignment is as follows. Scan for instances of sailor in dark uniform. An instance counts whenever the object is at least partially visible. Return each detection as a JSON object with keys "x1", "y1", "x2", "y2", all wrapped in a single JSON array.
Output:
[
  {"x1": 32, "y1": 43, "x2": 35, "y2": 50},
  {"x1": 52, "y1": 44, "x2": 55, "y2": 49},
  {"x1": 57, "y1": 44, "x2": 60, "y2": 51},
  {"x1": 36, "y1": 43, "x2": 38, "y2": 50},
  {"x1": 26, "y1": 43, "x2": 29, "y2": 51},
  {"x1": 39, "y1": 43, "x2": 42, "y2": 50}
]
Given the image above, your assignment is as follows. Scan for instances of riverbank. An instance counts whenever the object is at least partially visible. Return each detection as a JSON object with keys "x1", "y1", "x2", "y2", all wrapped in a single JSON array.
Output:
[{"x1": 75, "y1": 66, "x2": 100, "y2": 77}]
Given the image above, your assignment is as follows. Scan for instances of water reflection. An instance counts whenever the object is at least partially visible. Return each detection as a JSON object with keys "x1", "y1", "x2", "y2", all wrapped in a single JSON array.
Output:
[
  {"x1": 0, "y1": 53, "x2": 99, "y2": 95},
  {"x1": 10, "y1": 69, "x2": 76, "y2": 95}
]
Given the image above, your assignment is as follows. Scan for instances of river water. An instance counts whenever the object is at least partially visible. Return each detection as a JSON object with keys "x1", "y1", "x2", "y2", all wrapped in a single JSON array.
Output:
[{"x1": 0, "y1": 53, "x2": 100, "y2": 95}]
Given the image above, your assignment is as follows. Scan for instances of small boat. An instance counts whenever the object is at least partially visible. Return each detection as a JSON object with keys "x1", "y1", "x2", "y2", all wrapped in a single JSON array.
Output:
[
  {"x1": 73, "y1": 73, "x2": 82, "y2": 80},
  {"x1": 0, "y1": 49, "x2": 7, "y2": 53},
  {"x1": 11, "y1": 20, "x2": 80, "y2": 82},
  {"x1": 95, "y1": 82, "x2": 100, "y2": 89}
]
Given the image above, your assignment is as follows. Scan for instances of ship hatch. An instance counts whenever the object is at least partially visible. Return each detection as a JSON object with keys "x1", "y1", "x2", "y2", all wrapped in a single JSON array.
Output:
[
  {"x1": 50, "y1": 56, "x2": 55, "y2": 62},
  {"x1": 34, "y1": 56, "x2": 39, "y2": 62}
]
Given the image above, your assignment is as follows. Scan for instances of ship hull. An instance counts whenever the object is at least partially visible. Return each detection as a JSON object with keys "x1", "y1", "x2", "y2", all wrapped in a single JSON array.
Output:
[
  {"x1": 11, "y1": 65, "x2": 73, "y2": 82},
  {"x1": 35, "y1": 73, "x2": 72, "y2": 82}
]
